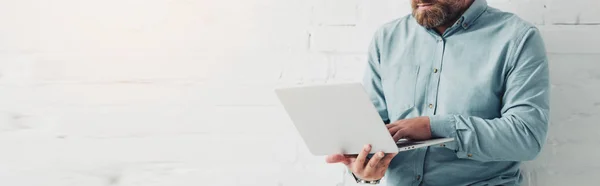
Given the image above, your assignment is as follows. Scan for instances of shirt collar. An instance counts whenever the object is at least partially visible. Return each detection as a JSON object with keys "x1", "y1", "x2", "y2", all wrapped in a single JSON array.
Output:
[{"x1": 458, "y1": 0, "x2": 488, "y2": 29}]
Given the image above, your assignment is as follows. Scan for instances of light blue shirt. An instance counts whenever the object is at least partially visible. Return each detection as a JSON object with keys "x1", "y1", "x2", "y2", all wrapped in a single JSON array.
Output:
[{"x1": 362, "y1": 0, "x2": 550, "y2": 185}]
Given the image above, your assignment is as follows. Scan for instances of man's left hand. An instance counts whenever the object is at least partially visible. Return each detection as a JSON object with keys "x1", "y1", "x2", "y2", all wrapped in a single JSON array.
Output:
[{"x1": 387, "y1": 116, "x2": 432, "y2": 142}]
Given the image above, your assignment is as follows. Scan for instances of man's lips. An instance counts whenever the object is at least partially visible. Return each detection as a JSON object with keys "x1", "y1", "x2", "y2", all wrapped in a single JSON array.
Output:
[{"x1": 417, "y1": 3, "x2": 433, "y2": 7}]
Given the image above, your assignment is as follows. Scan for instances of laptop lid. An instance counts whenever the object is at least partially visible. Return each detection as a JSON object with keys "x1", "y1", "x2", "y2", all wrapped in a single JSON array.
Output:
[{"x1": 275, "y1": 82, "x2": 399, "y2": 156}]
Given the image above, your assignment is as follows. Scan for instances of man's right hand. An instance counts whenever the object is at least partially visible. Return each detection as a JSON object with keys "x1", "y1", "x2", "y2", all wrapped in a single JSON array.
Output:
[{"x1": 325, "y1": 144, "x2": 397, "y2": 181}]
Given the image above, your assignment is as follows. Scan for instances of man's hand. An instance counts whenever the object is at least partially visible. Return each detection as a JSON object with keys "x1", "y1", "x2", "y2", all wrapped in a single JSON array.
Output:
[
  {"x1": 387, "y1": 116, "x2": 432, "y2": 142},
  {"x1": 325, "y1": 144, "x2": 397, "y2": 181}
]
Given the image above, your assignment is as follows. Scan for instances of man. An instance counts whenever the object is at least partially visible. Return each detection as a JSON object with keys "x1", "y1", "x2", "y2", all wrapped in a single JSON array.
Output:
[{"x1": 326, "y1": 0, "x2": 550, "y2": 185}]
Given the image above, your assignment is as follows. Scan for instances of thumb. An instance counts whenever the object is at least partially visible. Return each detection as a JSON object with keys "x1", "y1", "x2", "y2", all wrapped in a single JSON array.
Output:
[{"x1": 325, "y1": 154, "x2": 347, "y2": 164}]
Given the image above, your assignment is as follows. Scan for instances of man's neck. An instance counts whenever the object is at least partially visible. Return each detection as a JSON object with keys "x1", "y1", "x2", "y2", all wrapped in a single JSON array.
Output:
[{"x1": 433, "y1": 0, "x2": 475, "y2": 35}]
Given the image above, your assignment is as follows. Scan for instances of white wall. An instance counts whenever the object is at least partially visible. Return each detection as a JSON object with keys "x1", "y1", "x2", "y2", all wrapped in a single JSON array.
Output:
[{"x1": 0, "y1": 0, "x2": 599, "y2": 185}]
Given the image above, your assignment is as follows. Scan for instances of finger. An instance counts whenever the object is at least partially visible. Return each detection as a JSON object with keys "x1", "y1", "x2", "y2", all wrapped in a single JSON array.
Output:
[
  {"x1": 392, "y1": 129, "x2": 408, "y2": 142},
  {"x1": 388, "y1": 126, "x2": 399, "y2": 135},
  {"x1": 353, "y1": 144, "x2": 371, "y2": 173},
  {"x1": 382, "y1": 153, "x2": 398, "y2": 165},
  {"x1": 378, "y1": 166, "x2": 388, "y2": 176},
  {"x1": 325, "y1": 154, "x2": 347, "y2": 164},
  {"x1": 392, "y1": 130, "x2": 401, "y2": 141},
  {"x1": 363, "y1": 151, "x2": 385, "y2": 174},
  {"x1": 347, "y1": 157, "x2": 357, "y2": 167},
  {"x1": 388, "y1": 125, "x2": 403, "y2": 135}
]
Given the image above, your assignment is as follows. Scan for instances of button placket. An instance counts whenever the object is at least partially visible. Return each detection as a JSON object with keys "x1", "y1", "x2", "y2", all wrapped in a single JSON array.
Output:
[{"x1": 427, "y1": 39, "x2": 445, "y2": 114}]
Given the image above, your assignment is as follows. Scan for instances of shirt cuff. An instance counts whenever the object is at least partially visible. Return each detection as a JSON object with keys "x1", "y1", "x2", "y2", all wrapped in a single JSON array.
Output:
[
  {"x1": 429, "y1": 114, "x2": 456, "y2": 138},
  {"x1": 429, "y1": 115, "x2": 460, "y2": 151}
]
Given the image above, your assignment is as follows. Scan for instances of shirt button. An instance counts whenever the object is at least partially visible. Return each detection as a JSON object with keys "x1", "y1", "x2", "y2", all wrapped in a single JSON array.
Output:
[
  {"x1": 433, "y1": 68, "x2": 439, "y2": 73},
  {"x1": 428, "y1": 104, "x2": 434, "y2": 108},
  {"x1": 468, "y1": 154, "x2": 473, "y2": 158},
  {"x1": 440, "y1": 144, "x2": 446, "y2": 147},
  {"x1": 416, "y1": 175, "x2": 421, "y2": 180}
]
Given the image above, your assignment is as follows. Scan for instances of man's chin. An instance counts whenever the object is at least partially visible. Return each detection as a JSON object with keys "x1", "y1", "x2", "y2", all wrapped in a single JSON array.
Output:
[
  {"x1": 414, "y1": 18, "x2": 443, "y2": 28},
  {"x1": 413, "y1": 12, "x2": 447, "y2": 28}
]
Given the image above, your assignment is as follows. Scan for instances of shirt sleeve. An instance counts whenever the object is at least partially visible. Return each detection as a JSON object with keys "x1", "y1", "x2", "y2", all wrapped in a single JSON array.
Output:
[
  {"x1": 429, "y1": 27, "x2": 550, "y2": 162},
  {"x1": 362, "y1": 28, "x2": 390, "y2": 125}
]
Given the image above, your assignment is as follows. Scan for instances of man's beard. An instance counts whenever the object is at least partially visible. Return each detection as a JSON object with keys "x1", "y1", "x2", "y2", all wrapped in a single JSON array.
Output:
[{"x1": 412, "y1": 1, "x2": 461, "y2": 28}]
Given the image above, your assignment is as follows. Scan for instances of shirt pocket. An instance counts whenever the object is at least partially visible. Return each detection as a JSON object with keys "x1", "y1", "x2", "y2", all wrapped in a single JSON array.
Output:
[{"x1": 382, "y1": 64, "x2": 420, "y2": 111}]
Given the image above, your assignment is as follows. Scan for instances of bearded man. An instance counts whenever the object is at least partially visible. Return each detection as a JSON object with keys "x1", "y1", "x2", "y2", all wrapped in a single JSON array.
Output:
[{"x1": 325, "y1": 0, "x2": 550, "y2": 185}]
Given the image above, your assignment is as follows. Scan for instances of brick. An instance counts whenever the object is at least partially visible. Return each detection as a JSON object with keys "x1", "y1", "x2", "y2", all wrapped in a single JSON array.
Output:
[
  {"x1": 0, "y1": 134, "x2": 298, "y2": 170},
  {"x1": 540, "y1": 26, "x2": 600, "y2": 54},
  {"x1": 203, "y1": 84, "x2": 282, "y2": 106},
  {"x1": 531, "y1": 143, "x2": 600, "y2": 171},
  {"x1": 33, "y1": 51, "x2": 219, "y2": 82},
  {"x1": 0, "y1": 86, "x2": 37, "y2": 109},
  {"x1": 0, "y1": 170, "x2": 107, "y2": 186},
  {"x1": 548, "y1": 54, "x2": 600, "y2": 127},
  {"x1": 0, "y1": 1, "x2": 44, "y2": 52},
  {"x1": 358, "y1": 0, "x2": 411, "y2": 29},
  {"x1": 29, "y1": 82, "x2": 282, "y2": 108},
  {"x1": 211, "y1": 106, "x2": 299, "y2": 135},
  {"x1": 488, "y1": 0, "x2": 545, "y2": 25},
  {"x1": 546, "y1": 0, "x2": 600, "y2": 25},
  {"x1": 533, "y1": 168, "x2": 600, "y2": 186},
  {"x1": 44, "y1": 105, "x2": 213, "y2": 138},
  {"x1": 310, "y1": 26, "x2": 371, "y2": 53},
  {"x1": 280, "y1": 53, "x2": 331, "y2": 83},
  {"x1": 207, "y1": 53, "x2": 284, "y2": 86},
  {"x1": 0, "y1": 52, "x2": 35, "y2": 85},
  {"x1": 278, "y1": 163, "x2": 346, "y2": 186},
  {"x1": 118, "y1": 167, "x2": 243, "y2": 186},
  {"x1": 0, "y1": 87, "x2": 53, "y2": 135},
  {"x1": 312, "y1": 0, "x2": 360, "y2": 25},
  {"x1": 28, "y1": 83, "x2": 193, "y2": 106},
  {"x1": 330, "y1": 55, "x2": 368, "y2": 82},
  {"x1": 0, "y1": 111, "x2": 45, "y2": 134}
]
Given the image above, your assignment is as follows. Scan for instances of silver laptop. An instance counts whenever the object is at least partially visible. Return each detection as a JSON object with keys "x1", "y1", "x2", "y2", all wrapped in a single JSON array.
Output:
[{"x1": 275, "y1": 82, "x2": 453, "y2": 156}]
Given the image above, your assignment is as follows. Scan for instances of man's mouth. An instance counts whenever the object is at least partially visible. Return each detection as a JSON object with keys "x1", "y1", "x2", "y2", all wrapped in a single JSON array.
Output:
[
  {"x1": 417, "y1": 3, "x2": 433, "y2": 7},
  {"x1": 416, "y1": 3, "x2": 434, "y2": 10}
]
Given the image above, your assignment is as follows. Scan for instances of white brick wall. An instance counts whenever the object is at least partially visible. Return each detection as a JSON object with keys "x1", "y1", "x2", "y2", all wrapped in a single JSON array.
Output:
[{"x1": 0, "y1": 0, "x2": 598, "y2": 185}]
